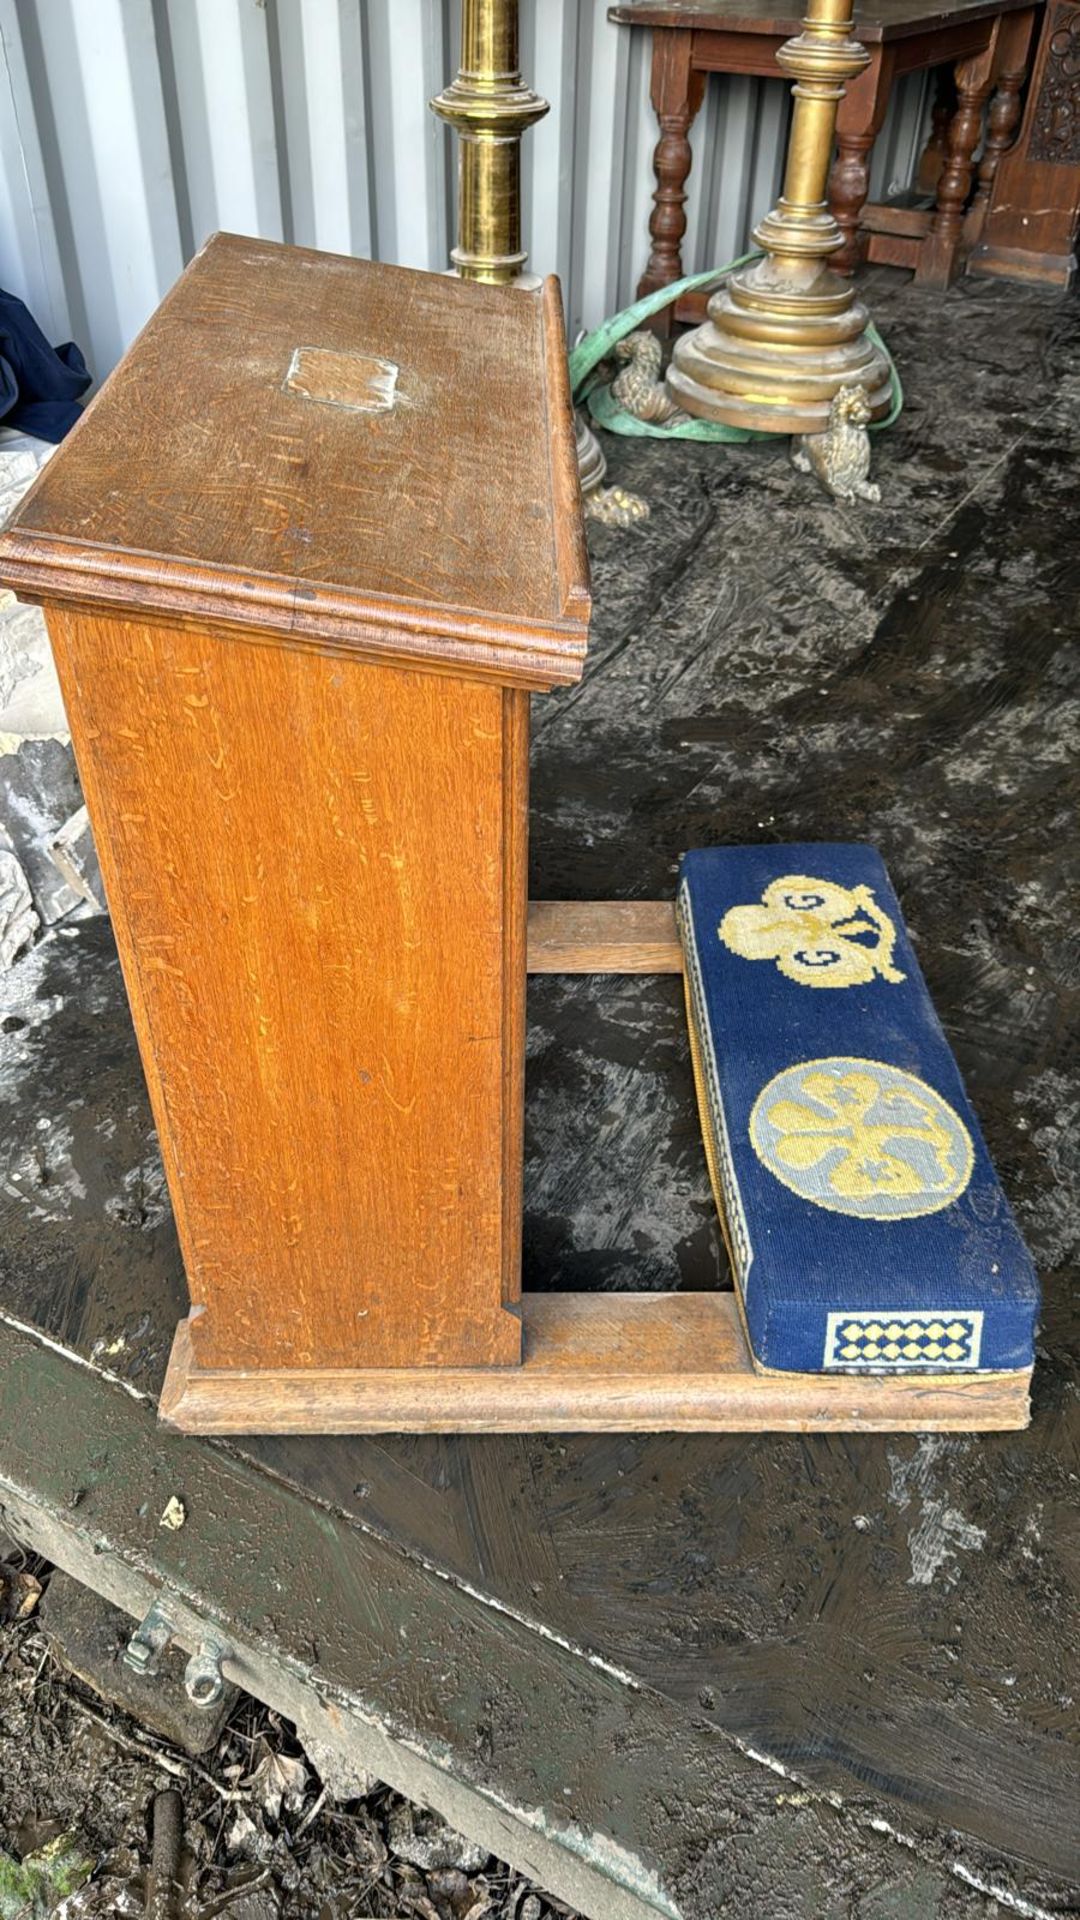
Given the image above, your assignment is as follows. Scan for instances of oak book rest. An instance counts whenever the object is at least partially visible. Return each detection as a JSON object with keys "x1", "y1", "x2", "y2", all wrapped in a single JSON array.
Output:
[{"x1": 0, "y1": 235, "x2": 1029, "y2": 1435}]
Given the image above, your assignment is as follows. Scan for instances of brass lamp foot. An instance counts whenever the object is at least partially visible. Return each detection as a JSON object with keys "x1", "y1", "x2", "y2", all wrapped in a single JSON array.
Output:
[
  {"x1": 791, "y1": 384, "x2": 881, "y2": 503},
  {"x1": 667, "y1": 0, "x2": 890, "y2": 444},
  {"x1": 667, "y1": 257, "x2": 890, "y2": 436},
  {"x1": 576, "y1": 414, "x2": 650, "y2": 528}
]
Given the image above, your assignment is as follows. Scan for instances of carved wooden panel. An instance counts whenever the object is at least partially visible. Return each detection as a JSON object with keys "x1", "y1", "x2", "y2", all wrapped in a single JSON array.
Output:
[{"x1": 1028, "y1": 3, "x2": 1080, "y2": 162}]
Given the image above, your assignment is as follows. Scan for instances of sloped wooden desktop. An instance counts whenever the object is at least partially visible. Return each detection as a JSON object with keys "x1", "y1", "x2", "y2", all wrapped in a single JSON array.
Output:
[{"x1": 0, "y1": 234, "x2": 1028, "y2": 1434}]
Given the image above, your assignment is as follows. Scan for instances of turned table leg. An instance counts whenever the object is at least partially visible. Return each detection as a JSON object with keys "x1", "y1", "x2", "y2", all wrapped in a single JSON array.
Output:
[
  {"x1": 917, "y1": 34, "x2": 997, "y2": 286},
  {"x1": 829, "y1": 47, "x2": 893, "y2": 275},
  {"x1": 964, "y1": 6, "x2": 1035, "y2": 246},
  {"x1": 637, "y1": 29, "x2": 707, "y2": 326}
]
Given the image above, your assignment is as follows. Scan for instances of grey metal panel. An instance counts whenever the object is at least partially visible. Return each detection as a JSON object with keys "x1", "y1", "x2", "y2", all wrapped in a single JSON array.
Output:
[
  {"x1": 0, "y1": 0, "x2": 934, "y2": 385},
  {"x1": 869, "y1": 69, "x2": 936, "y2": 199},
  {"x1": 0, "y1": 0, "x2": 73, "y2": 345}
]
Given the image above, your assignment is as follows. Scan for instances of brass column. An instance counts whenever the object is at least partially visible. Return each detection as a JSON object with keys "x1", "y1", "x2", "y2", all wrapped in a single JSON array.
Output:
[
  {"x1": 431, "y1": 0, "x2": 548, "y2": 284},
  {"x1": 433, "y1": 0, "x2": 648, "y2": 525},
  {"x1": 667, "y1": 0, "x2": 890, "y2": 433}
]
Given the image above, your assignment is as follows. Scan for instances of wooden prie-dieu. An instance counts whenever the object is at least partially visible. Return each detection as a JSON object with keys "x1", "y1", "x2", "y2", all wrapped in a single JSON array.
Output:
[{"x1": 0, "y1": 234, "x2": 1027, "y2": 1434}]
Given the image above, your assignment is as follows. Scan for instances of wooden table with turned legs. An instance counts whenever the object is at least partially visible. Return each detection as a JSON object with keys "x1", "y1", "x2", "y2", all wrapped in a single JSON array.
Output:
[{"x1": 609, "y1": 0, "x2": 1037, "y2": 313}]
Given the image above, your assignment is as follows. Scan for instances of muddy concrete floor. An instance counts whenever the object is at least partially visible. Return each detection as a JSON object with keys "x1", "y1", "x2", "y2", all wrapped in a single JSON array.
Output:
[{"x1": 0, "y1": 1545, "x2": 577, "y2": 1920}]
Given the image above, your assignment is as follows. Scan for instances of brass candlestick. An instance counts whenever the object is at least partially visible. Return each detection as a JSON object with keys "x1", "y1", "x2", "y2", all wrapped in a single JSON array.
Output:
[
  {"x1": 430, "y1": 0, "x2": 547, "y2": 283},
  {"x1": 667, "y1": 0, "x2": 890, "y2": 439},
  {"x1": 432, "y1": 0, "x2": 648, "y2": 526}
]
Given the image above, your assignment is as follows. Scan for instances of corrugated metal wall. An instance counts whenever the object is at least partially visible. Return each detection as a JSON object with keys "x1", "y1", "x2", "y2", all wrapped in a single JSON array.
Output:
[{"x1": 0, "y1": 0, "x2": 933, "y2": 386}]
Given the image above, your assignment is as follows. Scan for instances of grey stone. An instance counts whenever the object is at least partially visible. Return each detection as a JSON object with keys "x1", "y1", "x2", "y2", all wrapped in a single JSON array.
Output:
[
  {"x1": 0, "y1": 441, "x2": 66, "y2": 748},
  {"x1": 48, "y1": 805, "x2": 104, "y2": 914},
  {"x1": 0, "y1": 847, "x2": 37, "y2": 968},
  {"x1": 298, "y1": 1732, "x2": 378, "y2": 1804},
  {"x1": 387, "y1": 1802, "x2": 489, "y2": 1874},
  {"x1": 39, "y1": 1570, "x2": 238, "y2": 1756},
  {"x1": 0, "y1": 738, "x2": 84, "y2": 922}
]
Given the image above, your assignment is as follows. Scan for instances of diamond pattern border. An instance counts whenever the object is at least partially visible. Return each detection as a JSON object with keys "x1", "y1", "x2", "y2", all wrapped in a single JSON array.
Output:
[{"x1": 823, "y1": 1308, "x2": 984, "y2": 1369}]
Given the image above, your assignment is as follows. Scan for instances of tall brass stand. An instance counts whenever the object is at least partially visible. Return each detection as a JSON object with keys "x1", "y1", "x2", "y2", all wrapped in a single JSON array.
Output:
[
  {"x1": 667, "y1": 0, "x2": 890, "y2": 437},
  {"x1": 430, "y1": 0, "x2": 547, "y2": 283},
  {"x1": 432, "y1": 0, "x2": 647, "y2": 526}
]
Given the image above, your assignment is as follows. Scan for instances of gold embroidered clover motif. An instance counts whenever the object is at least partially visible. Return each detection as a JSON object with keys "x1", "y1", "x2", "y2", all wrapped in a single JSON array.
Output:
[
  {"x1": 719, "y1": 875, "x2": 905, "y2": 988},
  {"x1": 749, "y1": 1058, "x2": 974, "y2": 1219}
]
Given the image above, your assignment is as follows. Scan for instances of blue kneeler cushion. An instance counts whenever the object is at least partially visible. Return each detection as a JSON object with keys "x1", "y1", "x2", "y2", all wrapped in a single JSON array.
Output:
[{"x1": 677, "y1": 844, "x2": 1039, "y2": 1376}]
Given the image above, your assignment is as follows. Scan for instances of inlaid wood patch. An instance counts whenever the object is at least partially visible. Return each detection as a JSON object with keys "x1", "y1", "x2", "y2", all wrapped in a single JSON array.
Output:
[{"x1": 284, "y1": 345, "x2": 399, "y2": 413}]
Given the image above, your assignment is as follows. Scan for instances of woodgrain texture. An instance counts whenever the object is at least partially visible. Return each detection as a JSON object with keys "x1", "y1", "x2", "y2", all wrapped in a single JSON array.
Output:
[
  {"x1": 0, "y1": 238, "x2": 593, "y2": 1378},
  {"x1": 915, "y1": 27, "x2": 1001, "y2": 285},
  {"x1": 969, "y1": 0, "x2": 1080, "y2": 286},
  {"x1": 0, "y1": 236, "x2": 590, "y2": 692},
  {"x1": 831, "y1": 47, "x2": 898, "y2": 273},
  {"x1": 608, "y1": 0, "x2": 1034, "y2": 38},
  {"x1": 526, "y1": 901, "x2": 681, "y2": 973},
  {"x1": 638, "y1": 29, "x2": 707, "y2": 323},
  {"x1": 160, "y1": 1296, "x2": 1031, "y2": 1433},
  {"x1": 964, "y1": 7, "x2": 1034, "y2": 238},
  {"x1": 44, "y1": 605, "x2": 527, "y2": 1371},
  {"x1": 849, "y1": 2, "x2": 1037, "y2": 288}
]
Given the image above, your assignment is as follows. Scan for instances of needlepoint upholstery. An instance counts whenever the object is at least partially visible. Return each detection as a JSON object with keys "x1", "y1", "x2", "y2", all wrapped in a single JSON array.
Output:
[{"x1": 677, "y1": 844, "x2": 1039, "y2": 1374}]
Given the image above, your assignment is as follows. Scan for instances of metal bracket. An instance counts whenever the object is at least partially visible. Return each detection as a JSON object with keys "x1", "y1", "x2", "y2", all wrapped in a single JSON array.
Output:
[
  {"x1": 183, "y1": 1637, "x2": 229, "y2": 1709},
  {"x1": 123, "y1": 1594, "x2": 175, "y2": 1677},
  {"x1": 124, "y1": 1593, "x2": 231, "y2": 1708}
]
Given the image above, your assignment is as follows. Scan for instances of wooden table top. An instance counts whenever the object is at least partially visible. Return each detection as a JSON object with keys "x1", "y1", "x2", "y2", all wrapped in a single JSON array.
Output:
[{"x1": 608, "y1": 0, "x2": 1034, "y2": 39}]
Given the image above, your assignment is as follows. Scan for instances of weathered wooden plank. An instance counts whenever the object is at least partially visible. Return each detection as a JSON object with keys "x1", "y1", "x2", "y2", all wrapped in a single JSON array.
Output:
[{"x1": 0, "y1": 1310, "x2": 675, "y2": 1920}]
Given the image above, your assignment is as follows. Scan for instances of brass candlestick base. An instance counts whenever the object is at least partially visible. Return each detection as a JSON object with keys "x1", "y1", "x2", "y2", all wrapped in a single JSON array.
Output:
[
  {"x1": 576, "y1": 413, "x2": 650, "y2": 527},
  {"x1": 668, "y1": 256, "x2": 890, "y2": 435},
  {"x1": 668, "y1": 0, "x2": 890, "y2": 441}
]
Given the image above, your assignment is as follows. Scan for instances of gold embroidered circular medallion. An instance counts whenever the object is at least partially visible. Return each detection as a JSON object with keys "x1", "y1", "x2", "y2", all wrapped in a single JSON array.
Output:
[{"x1": 749, "y1": 1056, "x2": 974, "y2": 1219}]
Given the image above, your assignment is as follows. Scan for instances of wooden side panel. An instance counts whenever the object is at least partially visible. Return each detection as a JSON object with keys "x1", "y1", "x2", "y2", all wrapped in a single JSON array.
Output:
[
  {"x1": 46, "y1": 608, "x2": 523, "y2": 1371},
  {"x1": 969, "y1": 0, "x2": 1080, "y2": 284},
  {"x1": 501, "y1": 692, "x2": 530, "y2": 1311}
]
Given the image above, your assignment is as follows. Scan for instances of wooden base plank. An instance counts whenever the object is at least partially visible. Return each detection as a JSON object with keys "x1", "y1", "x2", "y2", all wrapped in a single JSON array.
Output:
[
  {"x1": 860, "y1": 201, "x2": 933, "y2": 239},
  {"x1": 967, "y1": 242, "x2": 1077, "y2": 289},
  {"x1": 865, "y1": 233, "x2": 923, "y2": 271},
  {"x1": 160, "y1": 1295, "x2": 1031, "y2": 1435},
  {"x1": 526, "y1": 900, "x2": 681, "y2": 973}
]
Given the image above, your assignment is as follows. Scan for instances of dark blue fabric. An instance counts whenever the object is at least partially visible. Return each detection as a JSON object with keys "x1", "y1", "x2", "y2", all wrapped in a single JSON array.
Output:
[
  {"x1": 0, "y1": 288, "x2": 91, "y2": 442},
  {"x1": 678, "y1": 844, "x2": 1039, "y2": 1374}
]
